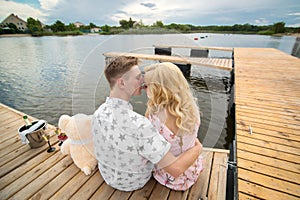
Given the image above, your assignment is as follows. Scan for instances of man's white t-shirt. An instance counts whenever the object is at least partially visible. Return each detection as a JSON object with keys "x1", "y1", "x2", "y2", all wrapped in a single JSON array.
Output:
[{"x1": 93, "y1": 97, "x2": 171, "y2": 191}]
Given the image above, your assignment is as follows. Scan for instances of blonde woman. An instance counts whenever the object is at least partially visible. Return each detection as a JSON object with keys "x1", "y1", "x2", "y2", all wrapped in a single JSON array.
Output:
[{"x1": 144, "y1": 62, "x2": 203, "y2": 191}]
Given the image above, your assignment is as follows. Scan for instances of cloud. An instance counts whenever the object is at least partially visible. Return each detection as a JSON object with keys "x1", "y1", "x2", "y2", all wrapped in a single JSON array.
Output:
[
  {"x1": 1, "y1": 0, "x2": 299, "y2": 27},
  {"x1": 0, "y1": 0, "x2": 46, "y2": 22},
  {"x1": 288, "y1": 12, "x2": 300, "y2": 16},
  {"x1": 255, "y1": 18, "x2": 269, "y2": 25},
  {"x1": 140, "y1": 2, "x2": 156, "y2": 9},
  {"x1": 39, "y1": 0, "x2": 59, "y2": 10}
]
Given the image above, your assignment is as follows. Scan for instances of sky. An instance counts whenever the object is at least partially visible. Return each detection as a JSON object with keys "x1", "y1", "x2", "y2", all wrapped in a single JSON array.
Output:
[{"x1": 1, "y1": 0, "x2": 300, "y2": 27}]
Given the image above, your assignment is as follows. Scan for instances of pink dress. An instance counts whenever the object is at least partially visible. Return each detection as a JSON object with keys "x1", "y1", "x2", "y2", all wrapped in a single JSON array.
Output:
[{"x1": 149, "y1": 114, "x2": 204, "y2": 191}]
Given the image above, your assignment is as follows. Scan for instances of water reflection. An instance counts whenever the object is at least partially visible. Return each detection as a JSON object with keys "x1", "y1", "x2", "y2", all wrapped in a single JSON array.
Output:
[{"x1": 188, "y1": 67, "x2": 231, "y2": 148}]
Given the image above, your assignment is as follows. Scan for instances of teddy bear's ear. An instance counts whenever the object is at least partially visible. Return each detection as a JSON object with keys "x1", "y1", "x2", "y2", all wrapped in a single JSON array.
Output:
[{"x1": 58, "y1": 115, "x2": 71, "y2": 130}]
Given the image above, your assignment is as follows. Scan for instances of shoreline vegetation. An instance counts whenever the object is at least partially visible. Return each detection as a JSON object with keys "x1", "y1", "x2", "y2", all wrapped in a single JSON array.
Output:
[
  {"x1": 1, "y1": 30, "x2": 299, "y2": 38},
  {"x1": 1, "y1": 17, "x2": 299, "y2": 37}
]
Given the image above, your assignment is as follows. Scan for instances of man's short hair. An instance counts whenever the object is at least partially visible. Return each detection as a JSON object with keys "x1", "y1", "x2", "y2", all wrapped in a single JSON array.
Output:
[{"x1": 104, "y1": 56, "x2": 139, "y2": 88}]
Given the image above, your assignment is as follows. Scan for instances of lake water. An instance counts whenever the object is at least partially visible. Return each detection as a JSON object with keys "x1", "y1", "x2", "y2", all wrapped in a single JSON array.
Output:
[{"x1": 0, "y1": 33, "x2": 297, "y2": 149}]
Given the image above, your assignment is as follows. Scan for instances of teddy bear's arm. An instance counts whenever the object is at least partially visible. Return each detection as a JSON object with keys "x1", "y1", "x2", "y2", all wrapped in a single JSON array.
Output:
[{"x1": 60, "y1": 139, "x2": 71, "y2": 155}]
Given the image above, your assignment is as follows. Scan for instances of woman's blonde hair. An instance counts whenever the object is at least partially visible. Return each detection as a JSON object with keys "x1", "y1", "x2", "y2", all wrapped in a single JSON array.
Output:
[{"x1": 144, "y1": 62, "x2": 200, "y2": 135}]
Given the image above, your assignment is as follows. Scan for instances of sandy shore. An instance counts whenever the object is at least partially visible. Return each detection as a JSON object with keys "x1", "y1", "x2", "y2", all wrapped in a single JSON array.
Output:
[{"x1": 0, "y1": 34, "x2": 32, "y2": 37}]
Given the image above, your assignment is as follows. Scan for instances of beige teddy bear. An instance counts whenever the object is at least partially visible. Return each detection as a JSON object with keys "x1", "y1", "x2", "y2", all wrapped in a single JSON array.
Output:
[{"x1": 58, "y1": 114, "x2": 97, "y2": 175}]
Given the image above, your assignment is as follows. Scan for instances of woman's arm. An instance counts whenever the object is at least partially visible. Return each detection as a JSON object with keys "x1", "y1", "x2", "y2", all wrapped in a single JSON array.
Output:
[{"x1": 157, "y1": 139, "x2": 202, "y2": 178}]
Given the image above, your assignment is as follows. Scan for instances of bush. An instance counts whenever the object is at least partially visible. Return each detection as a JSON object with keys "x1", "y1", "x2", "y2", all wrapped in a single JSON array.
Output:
[{"x1": 257, "y1": 30, "x2": 274, "y2": 35}]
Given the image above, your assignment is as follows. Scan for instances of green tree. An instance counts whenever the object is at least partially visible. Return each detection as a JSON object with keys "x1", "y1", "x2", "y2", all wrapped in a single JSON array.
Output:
[
  {"x1": 273, "y1": 22, "x2": 285, "y2": 33},
  {"x1": 66, "y1": 23, "x2": 77, "y2": 31},
  {"x1": 8, "y1": 23, "x2": 18, "y2": 32},
  {"x1": 101, "y1": 24, "x2": 111, "y2": 32},
  {"x1": 119, "y1": 19, "x2": 129, "y2": 29},
  {"x1": 51, "y1": 20, "x2": 66, "y2": 32},
  {"x1": 5, "y1": 23, "x2": 19, "y2": 33},
  {"x1": 153, "y1": 20, "x2": 164, "y2": 28},
  {"x1": 128, "y1": 17, "x2": 135, "y2": 28},
  {"x1": 89, "y1": 22, "x2": 97, "y2": 28},
  {"x1": 27, "y1": 17, "x2": 42, "y2": 33}
]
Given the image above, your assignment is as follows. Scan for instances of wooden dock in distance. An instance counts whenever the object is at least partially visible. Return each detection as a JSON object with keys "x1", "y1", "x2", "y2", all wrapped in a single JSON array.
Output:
[
  {"x1": 234, "y1": 48, "x2": 300, "y2": 199},
  {"x1": 0, "y1": 103, "x2": 229, "y2": 200},
  {"x1": 103, "y1": 51, "x2": 232, "y2": 71},
  {"x1": 153, "y1": 45, "x2": 234, "y2": 52}
]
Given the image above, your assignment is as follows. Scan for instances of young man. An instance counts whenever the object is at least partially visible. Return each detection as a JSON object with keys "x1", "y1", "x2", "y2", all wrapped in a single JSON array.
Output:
[{"x1": 92, "y1": 56, "x2": 202, "y2": 191}]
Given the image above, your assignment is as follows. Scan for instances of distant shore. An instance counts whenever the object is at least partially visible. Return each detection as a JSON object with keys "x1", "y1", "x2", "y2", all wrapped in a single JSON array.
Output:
[{"x1": 1, "y1": 33, "x2": 299, "y2": 38}]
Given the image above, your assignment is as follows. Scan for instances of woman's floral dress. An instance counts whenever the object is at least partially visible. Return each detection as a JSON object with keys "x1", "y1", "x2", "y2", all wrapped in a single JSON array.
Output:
[{"x1": 149, "y1": 114, "x2": 204, "y2": 191}]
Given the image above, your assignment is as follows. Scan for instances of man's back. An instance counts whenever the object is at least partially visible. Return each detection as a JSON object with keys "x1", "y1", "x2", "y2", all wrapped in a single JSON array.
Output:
[{"x1": 92, "y1": 97, "x2": 170, "y2": 191}]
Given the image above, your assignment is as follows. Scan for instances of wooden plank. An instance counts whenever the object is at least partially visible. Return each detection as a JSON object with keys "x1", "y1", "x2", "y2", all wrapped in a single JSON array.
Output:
[
  {"x1": 129, "y1": 178, "x2": 156, "y2": 200},
  {"x1": 203, "y1": 147, "x2": 229, "y2": 154},
  {"x1": 0, "y1": 144, "x2": 30, "y2": 167},
  {"x1": 236, "y1": 87, "x2": 300, "y2": 100},
  {"x1": 236, "y1": 91, "x2": 300, "y2": 100},
  {"x1": 109, "y1": 189, "x2": 132, "y2": 200},
  {"x1": 237, "y1": 141, "x2": 299, "y2": 164},
  {"x1": 103, "y1": 52, "x2": 232, "y2": 71},
  {"x1": 188, "y1": 151, "x2": 213, "y2": 200},
  {"x1": 237, "y1": 129, "x2": 300, "y2": 149},
  {"x1": 237, "y1": 148, "x2": 300, "y2": 174},
  {"x1": 70, "y1": 171, "x2": 104, "y2": 200},
  {"x1": 0, "y1": 138, "x2": 24, "y2": 157},
  {"x1": 238, "y1": 158, "x2": 300, "y2": 184},
  {"x1": 0, "y1": 138, "x2": 25, "y2": 158},
  {"x1": 236, "y1": 125, "x2": 300, "y2": 143},
  {"x1": 49, "y1": 168, "x2": 97, "y2": 200},
  {"x1": 208, "y1": 152, "x2": 228, "y2": 200},
  {"x1": 4, "y1": 156, "x2": 73, "y2": 200},
  {"x1": 235, "y1": 97, "x2": 300, "y2": 112},
  {"x1": 89, "y1": 182, "x2": 115, "y2": 200},
  {"x1": 235, "y1": 95, "x2": 300, "y2": 110},
  {"x1": 0, "y1": 103, "x2": 38, "y2": 121},
  {"x1": 30, "y1": 164, "x2": 80, "y2": 200},
  {"x1": 238, "y1": 179, "x2": 299, "y2": 200},
  {"x1": 0, "y1": 135, "x2": 22, "y2": 150},
  {"x1": 236, "y1": 101, "x2": 300, "y2": 117},
  {"x1": 0, "y1": 146, "x2": 56, "y2": 190},
  {"x1": 148, "y1": 182, "x2": 170, "y2": 200},
  {"x1": 236, "y1": 116, "x2": 299, "y2": 136},
  {"x1": 237, "y1": 103, "x2": 300, "y2": 118},
  {"x1": 0, "y1": 152, "x2": 66, "y2": 199},
  {"x1": 0, "y1": 122, "x2": 24, "y2": 142},
  {"x1": 237, "y1": 134, "x2": 300, "y2": 156},
  {"x1": 0, "y1": 112, "x2": 21, "y2": 127},
  {"x1": 0, "y1": 141, "x2": 57, "y2": 178},
  {"x1": 236, "y1": 105, "x2": 300, "y2": 122},
  {"x1": 238, "y1": 168, "x2": 300, "y2": 197},
  {"x1": 238, "y1": 192, "x2": 262, "y2": 200},
  {"x1": 0, "y1": 117, "x2": 23, "y2": 134},
  {"x1": 168, "y1": 190, "x2": 189, "y2": 200}
]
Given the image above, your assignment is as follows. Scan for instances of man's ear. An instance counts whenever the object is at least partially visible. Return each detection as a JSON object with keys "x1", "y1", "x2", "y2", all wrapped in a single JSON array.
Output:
[{"x1": 117, "y1": 77, "x2": 126, "y2": 88}]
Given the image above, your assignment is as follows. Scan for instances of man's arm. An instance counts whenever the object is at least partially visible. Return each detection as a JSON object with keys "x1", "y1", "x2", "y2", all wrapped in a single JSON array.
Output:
[{"x1": 157, "y1": 139, "x2": 202, "y2": 178}]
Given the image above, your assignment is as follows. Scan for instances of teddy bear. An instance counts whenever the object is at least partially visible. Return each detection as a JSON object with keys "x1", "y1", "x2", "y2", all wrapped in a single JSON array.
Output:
[{"x1": 58, "y1": 113, "x2": 97, "y2": 175}]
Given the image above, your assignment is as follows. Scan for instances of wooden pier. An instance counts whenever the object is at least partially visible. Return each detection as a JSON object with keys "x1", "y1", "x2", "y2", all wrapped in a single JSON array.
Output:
[
  {"x1": 2, "y1": 47, "x2": 299, "y2": 200},
  {"x1": 103, "y1": 52, "x2": 232, "y2": 71},
  {"x1": 234, "y1": 48, "x2": 300, "y2": 199},
  {"x1": 153, "y1": 45, "x2": 233, "y2": 52},
  {"x1": 0, "y1": 103, "x2": 229, "y2": 200}
]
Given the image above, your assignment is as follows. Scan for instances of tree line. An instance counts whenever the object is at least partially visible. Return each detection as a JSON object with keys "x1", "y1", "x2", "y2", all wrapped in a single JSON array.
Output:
[{"x1": 1, "y1": 16, "x2": 299, "y2": 36}]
